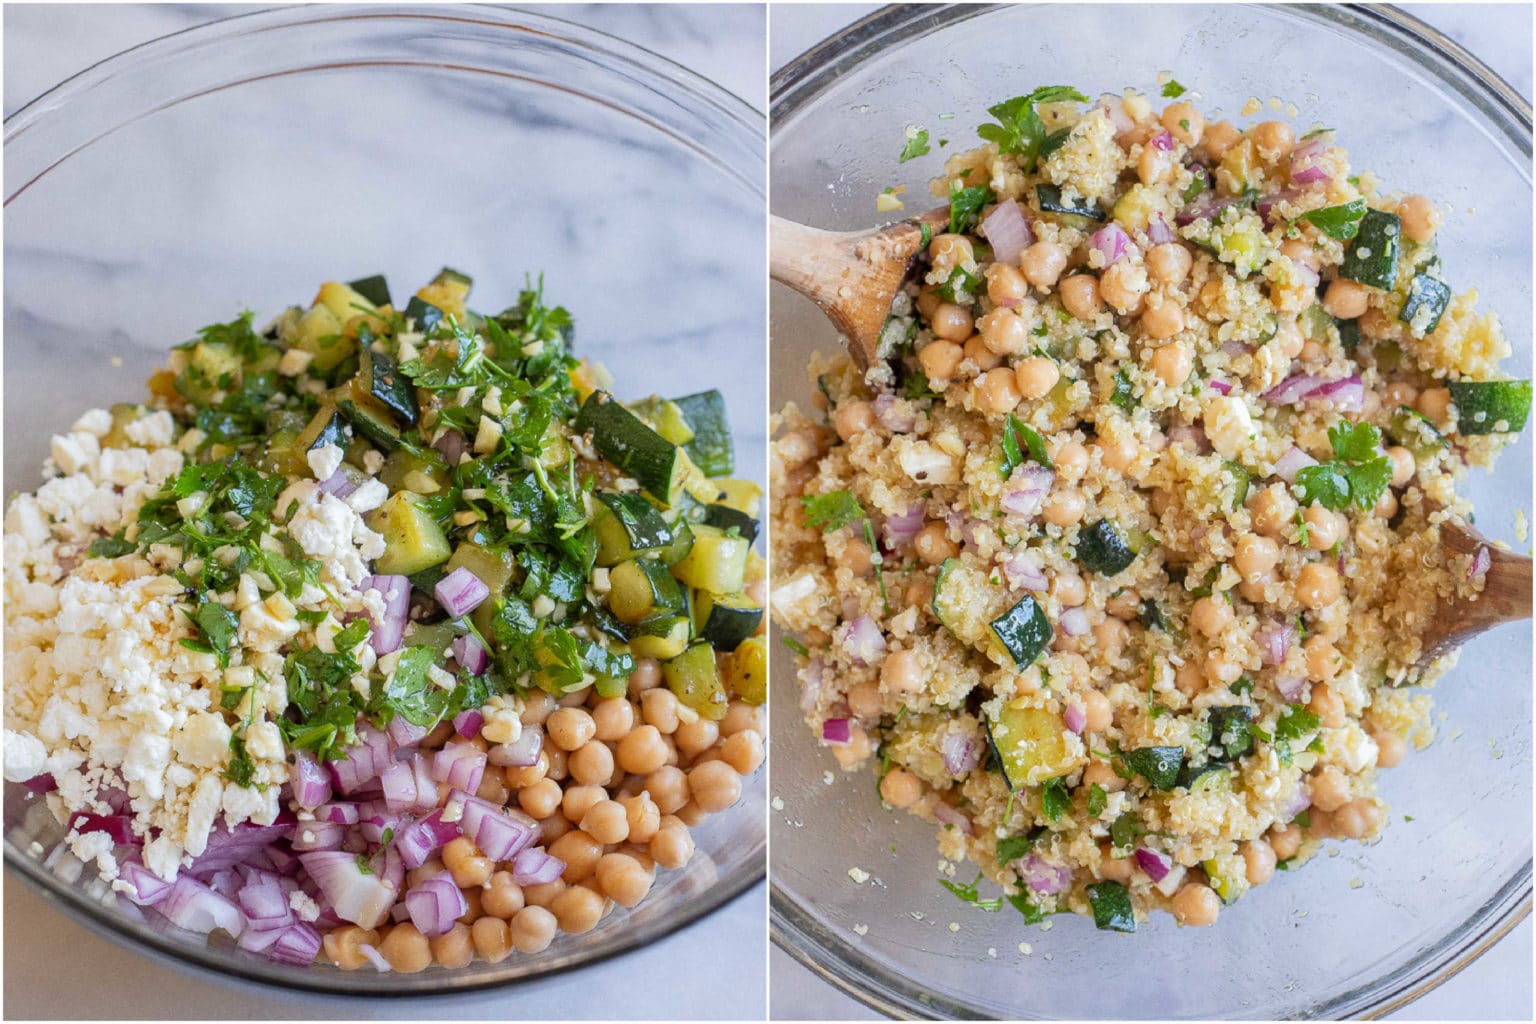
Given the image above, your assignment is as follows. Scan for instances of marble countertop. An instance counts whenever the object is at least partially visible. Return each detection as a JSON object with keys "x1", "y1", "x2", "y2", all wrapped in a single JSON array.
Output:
[
  {"x1": 2, "y1": 4, "x2": 766, "y2": 1020},
  {"x1": 768, "y1": 3, "x2": 1532, "y2": 1021}
]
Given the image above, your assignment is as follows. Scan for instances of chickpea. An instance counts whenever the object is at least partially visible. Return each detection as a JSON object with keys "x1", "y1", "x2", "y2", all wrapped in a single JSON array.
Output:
[
  {"x1": 1042, "y1": 489, "x2": 1086, "y2": 527},
  {"x1": 913, "y1": 521, "x2": 958, "y2": 565},
  {"x1": 1106, "y1": 588, "x2": 1141, "y2": 620},
  {"x1": 595, "y1": 852, "x2": 653, "y2": 908},
  {"x1": 540, "y1": 815, "x2": 571, "y2": 845},
  {"x1": 568, "y1": 740, "x2": 616, "y2": 787},
  {"x1": 930, "y1": 303, "x2": 974, "y2": 342},
  {"x1": 442, "y1": 837, "x2": 493, "y2": 889},
  {"x1": 964, "y1": 333, "x2": 1003, "y2": 373},
  {"x1": 547, "y1": 707, "x2": 596, "y2": 752},
  {"x1": 1307, "y1": 682, "x2": 1347, "y2": 729},
  {"x1": 880, "y1": 649, "x2": 924, "y2": 695},
  {"x1": 846, "y1": 679, "x2": 883, "y2": 719},
  {"x1": 1148, "y1": 339, "x2": 1192, "y2": 386},
  {"x1": 1322, "y1": 278, "x2": 1370, "y2": 320},
  {"x1": 379, "y1": 923, "x2": 433, "y2": 973},
  {"x1": 675, "y1": 717, "x2": 720, "y2": 759},
  {"x1": 522, "y1": 879, "x2": 566, "y2": 909},
  {"x1": 641, "y1": 688, "x2": 681, "y2": 734},
  {"x1": 1280, "y1": 238, "x2": 1321, "y2": 272},
  {"x1": 549, "y1": 829, "x2": 605, "y2": 883},
  {"x1": 1014, "y1": 357, "x2": 1060, "y2": 400},
  {"x1": 985, "y1": 262, "x2": 1029, "y2": 307},
  {"x1": 1234, "y1": 534, "x2": 1280, "y2": 579},
  {"x1": 1269, "y1": 823, "x2": 1303, "y2": 860},
  {"x1": 831, "y1": 724, "x2": 875, "y2": 768},
  {"x1": 720, "y1": 701, "x2": 761, "y2": 737},
  {"x1": 1162, "y1": 102, "x2": 1204, "y2": 146},
  {"x1": 978, "y1": 308, "x2": 1029, "y2": 356},
  {"x1": 550, "y1": 881, "x2": 606, "y2": 935},
  {"x1": 1385, "y1": 446, "x2": 1415, "y2": 488},
  {"x1": 1051, "y1": 572, "x2": 1087, "y2": 609},
  {"x1": 559, "y1": 784, "x2": 604, "y2": 824},
  {"x1": 504, "y1": 753, "x2": 547, "y2": 790},
  {"x1": 1372, "y1": 729, "x2": 1407, "y2": 768},
  {"x1": 1190, "y1": 595, "x2": 1233, "y2": 638},
  {"x1": 1146, "y1": 242, "x2": 1193, "y2": 287},
  {"x1": 833, "y1": 400, "x2": 876, "y2": 443},
  {"x1": 580, "y1": 799, "x2": 631, "y2": 845},
  {"x1": 1300, "y1": 504, "x2": 1339, "y2": 552},
  {"x1": 1248, "y1": 486, "x2": 1297, "y2": 540},
  {"x1": 510, "y1": 905, "x2": 559, "y2": 953},
  {"x1": 1098, "y1": 848, "x2": 1134, "y2": 883},
  {"x1": 1303, "y1": 636, "x2": 1341, "y2": 684},
  {"x1": 471, "y1": 916, "x2": 514, "y2": 964},
  {"x1": 1082, "y1": 759, "x2": 1124, "y2": 793},
  {"x1": 974, "y1": 367, "x2": 1022, "y2": 414},
  {"x1": 1020, "y1": 241, "x2": 1068, "y2": 290},
  {"x1": 918, "y1": 339, "x2": 964, "y2": 382},
  {"x1": 650, "y1": 824, "x2": 694, "y2": 870},
  {"x1": 832, "y1": 536, "x2": 873, "y2": 576},
  {"x1": 1204, "y1": 648, "x2": 1242, "y2": 685},
  {"x1": 721, "y1": 730, "x2": 765, "y2": 776},
  {"x1": 879, "y1": 767, "x2": 923, "y2": 808},
  {"x1": 1171, "y1": 882, "x2": 1222, "y2": 927},
  {"x1": 1138, "y1": 141, "x2": 1174, "y2": 185},
  {"x1": 914, "y1": 286, "x2": 943, "y2": 323},
  {"x1": 1332, "y1": 798, "x2": 1381, "y2": 840},
  {"x1": 1092, "y1": 616, "x2": 1129, "y2": 658},
  {"x1": 618, "y1": 792, "x2": 662, "y2": 845},
  {"x1": 616, "y1": 724, "x2": 670, "y2": 775},
  {"x1": 1397, "y1": 194, "x2": 1440, "y2": 244},
  {"x1": 520, "y1": 692, "x2": 558, "y2": 726},
  {"x1": 1374, "y1": 488, "x2": 1398, "y2": 520},
  {"x1": 323, "y1": 925, "x2": 381, "y2": 970},
  {"x1": 1051, "y1": 439, "x2": 1088, "y2": 480},
  {"x1": 1098, "y1": 431, "x2": 1139, "y2": 474},
  {"x1": 1309, "y1": 766, "x2": 1351, "y2": 813},
  {"x1": 1175, "y1": 658, "x2": 1205, "y2": 697},
  {"x1": 1251, "y1": 120, "x2": 1296, "y2": 160},
  {"x1": 644, "y1": 765, "x2": 690, "y2": 815},
  {"x1": 629, "y1": 657, "x2": 662, "y2": 692},
  {"x1": 1059, "y1": 274, "x2": 1104, "y2": 319},
  {"x1": 1416, "y1": 386, "x2": 1453, "y2": 427},
  {"x1": 1242, "y1": 839, "x2": 1277, "y2": 887},
  {"x1": 928, "y1": 232, "x2": 975, "y2": 273},
  {"x1": 483, "y1": 871, "x2": 526, "y2": 919},
  {"x1": 1295, "y1": 562, "x2": 1342, "y2": 610},
  {"x1": 1200, "y1": 119, "x2": 1240, "y2": 161},
  {"x1": 430, "y1": 922, "x2": 475, "y2": 969},
  {"x1": 1099, "y1": 261, "x2": 1148, "y2": 314}
]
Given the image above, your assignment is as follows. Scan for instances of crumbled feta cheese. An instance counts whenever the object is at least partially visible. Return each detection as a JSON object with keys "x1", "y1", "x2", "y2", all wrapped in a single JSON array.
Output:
[{"x1": 306, "y1": 443, "x2": 345, "y2": 483}]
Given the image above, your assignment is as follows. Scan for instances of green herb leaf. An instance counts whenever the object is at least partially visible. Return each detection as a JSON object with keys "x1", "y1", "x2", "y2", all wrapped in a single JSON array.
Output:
[
  {"x1": 1109, "y1": 814, "x2": 1146, "y2": 849},
  {"x1": 1300, "y1": 199, "x2": 1367, "y2": 241},
  {"x1": 996, "y1": 834, "x2": 1033, "y2": 864},
  {"x1": 781, "y1": 636, "x2": 809, "y2": 657},
  {"x1": 88, "y1": 532, "x2": 136, "y2": 558},
  {"x1": 192, "y1": 600, "x2": 240, "y2": 670},
  {"x1": 1040, "y1": 777, "x2": 1070, "y2": 822},
  {"x1": 1110, "y1": 368, "x2": 1138, "y2": 412},
  {"x1": 801, "y1": 491, "x2": 865, "y2": 532},
  {"x1": 899, "y1": 127, "x2": 932, "y2": 163},
  {"x1": 1000, "y1": 413, "x2": 1054, "y2": 478},
  {"x1": 1275, "y1": 705, "x2": 1321, "y2": 742},
  {"x1": 1161, "y1": 79, "x2": 1187, "y2": 99},
  {"x1": 1295, "y1": 421, "x2": 1392, "y2": 511},
  {"x1": 948, "y1": 181, "x2": 996, "y2": 235},
  {"x1": 1086, "y1": 783, "x2": 1108, "y2": 816},
  {"x1": 977, "y1": 86, "x2": 1088, "y2": 173},
  {"x1": 940, "y1": 872, "x2": 1003, "y2": 911},
  {"x1": 1007, "y1": 891, "x2": 1048, "y2": 924}
]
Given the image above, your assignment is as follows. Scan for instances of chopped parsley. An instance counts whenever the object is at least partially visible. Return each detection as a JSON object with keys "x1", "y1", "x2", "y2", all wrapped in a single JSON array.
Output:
[
  {"x1": 898, "y1": 127, "x2": 932, "y2": 163},
  {"x1": 1295, "y1": 421, "x2": 1393, "y2": 511},
  {"x1": 1086, "y1": 782, "x2": 1108, "y2": 816},
  {"x1": 976, "y1": 86, "x2": 1088, "y2": 173},
  {"x1": 940, "y1": 871, "x2": 1003, "y2": 911},
  {"x1": 801, "y1": 490, "x2": 889, "y2": 614},
  {"x1": 948, "y1": 181, "x2": 996, "y2": 235},
  {"x1": 1000, "y1": 413, "x2": 1053, "y2": 478},
  {"x1": 996, "y1": 834, "x2": 1033, "y2": 864},
  {"x1": 1040, "y1": 776, "x2": 1071, "y2": 822},
  {"x1": 1161, "y1": 79, "x2": 1187, "y2": 99},
  {"x1": 1299, "y1": 199, "x2": 1368, "y2": 241}
]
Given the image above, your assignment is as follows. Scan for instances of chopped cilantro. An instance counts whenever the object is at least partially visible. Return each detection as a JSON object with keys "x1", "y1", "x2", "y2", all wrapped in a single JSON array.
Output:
[
  {"x1": 189, "y1": 600, "x2": 240, "y2": 669},
  {"x1": 1040, "y1": 776, "x2": 1070, "y2": 822},
  {"x1": 948, "y1": 181, "x2": 996, "y2": 235},
  {"x1": 1086, "y1": 783, "x2": 1108, "y2": 816},
  {"x1": 940, "y1": 871, "x2": 1003, "y2": 911},
  {"x1": 801, "y1": 491, "x2": 889, "y2": 614},
  {"x1": 87, "y1": 532, "x2": 135, "y2": 558},
  {"x1": 1295, "y1": 421, "x2": 1392, "y2": 511},
  {"x1": 781, "y1": 636, "x2": 809, "y2": 657},
  {"x1": 996, "y1": 834, "x2": 1033, "y2": 864},
  {"x1": 899, "y1": 127, "x2": 931, "y2": 163}
]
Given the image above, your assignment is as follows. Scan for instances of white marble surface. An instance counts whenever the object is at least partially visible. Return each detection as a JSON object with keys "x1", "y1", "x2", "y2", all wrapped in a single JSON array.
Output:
[
  {"x1": 769, "y1": 4, "x2": 1532, "y2": 1021},
  {"x1": 3, "y1": 4, "x2": 766, "y2": 1021}
]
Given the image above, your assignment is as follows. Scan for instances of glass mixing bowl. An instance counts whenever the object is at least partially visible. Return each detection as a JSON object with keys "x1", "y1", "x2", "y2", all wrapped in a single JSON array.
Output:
[
  {"x1": 769, "y1": 4, "x2": 1531, "y2": 1018},
  {"x1": 3, "y1": 3, "x2": 765, "y2": 995}
]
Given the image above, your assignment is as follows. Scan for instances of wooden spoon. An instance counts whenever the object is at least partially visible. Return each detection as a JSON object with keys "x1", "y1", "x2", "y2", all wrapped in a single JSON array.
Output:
[
  {"x1": 769, "y1": 205, "x2": 950, "y2": 371},
  {"x1": 1415, "y1": 517, "x2": 1532, "y2": 672}
]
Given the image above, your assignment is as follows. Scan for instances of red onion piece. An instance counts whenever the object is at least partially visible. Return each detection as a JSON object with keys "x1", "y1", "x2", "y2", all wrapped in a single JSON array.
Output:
[
  {"x1": 291, "y1": 822, "x2": 345, "y2": 852},
  {"x1": 297, "y1": 850, "x2": 398, "y2": 929},
  {"x1": 315, "y1": 802, "x2": 360, "y2": 825},
  {"x1": 1288, "y1": 139, "x2": 1331, "y2": 185},
  {"x1": 67, "y1": 812, "x2": 137, "y2": 846},
  {"x1": 939, "y1": 732, "x2": 981, "y2": 775},
  {"x1": 291, "y1": 751, "x2": 332, "y2": 810},
  {"x1": 1258, "y1": 623, "x2": 1296, "y2": 666},
  {"x1": 1001, "y1": 464, "x2": 1055, "y2": 519},
  {"x1": 435, "y1": 567, "x2": 490, "y2": 618},
  {"x1": 1094, "y1": 94, "x2": 1134, "y2": 138},
  {"x1": 1272, "y1": 446, "x2": 1319, "y2": 484},
  {"x1": 1002, "y1": 549, "x2": 1049, "y2": 592},
  {"x1": 378, "y1": 761, "x2": 420, "y2": 815},
  {"x1": 118, "y1": 859, "x2": 174, "y2": 906},
  {"x1": 931, "y1": 801, "x2": 971, "y2": 834},
  {"x1": 837, "y1": 615, "x2": 886, "y2": 667},
  {"x1": 1150, "y1": 130, "x2": 1175, "y2": 152},
  {"x1": 159, "y1": 875, "x2": 246, "y2": 937},
  {"x1": 358, "y1": 943, "x2": 391, "y2": 972},
  {"x1": 1469, "y1": 546, "x2": 1492, "y2": 580},
  {"x1": 822, "y1": 718, "x2": 852, "y2": 745},
  {"x1": 453, "y1": 709, "x2": 485, "y2": 739},
  {"x1": 1176, "y1": 191, "x2": 1242, "y2": 227},
  {"x1": 1059, "y1": 607, "x2": 1090, "y2": 637},
  {"x1": 188, "y1": 823, "x2": 295, "y2": 876},
  {"x1": 881, "y1": 503, "x2": 926, "y2": 550},
  {"x1": 456, "y1": 793, "x2": 539, "y2": 861},
  {"x1": 432, "y1": 428, "x2": 470, "y2": 465},
  {"x1": 431, "y1": 744, "x2": 487, "y2": 795},
  {"x1": 1256, "y1": 188, "x2": 1301, "y2": 228},
  {"x1": 1134, "y1": 847, "x2": 1171, "y2": 882},
  {"x1": 318, "y1": 470, "x2": 359, "y2": 500},
  {"x1": 511, "y1": 846, "x2": 566, "y2": 886},
  {"x1": 1206, "y1": 378, "x2": 1233, "y2": 396},
  {"x1": 872, "y1": 393, "x2": 917, "y2": 434},
  {"x1": 1166, "y1": 424, "x2": 1211, "y2": 454},
  {"x1": 329, "y1": 722, "x2": 391, "y2": 794},
  {"x1": 1284, "y1": 787, "x2": 1313, "y2": 820},
  {"x1": 980, "y1": 198, "x2": 1034, "y2": 266},
  {"x1": 360, "y1": 575, "x2": 410, "y2": 655},
  {"x1": 20, "y1": 773, "x2": 57, "y2": 794},
  {"x1": 237, "y1": 873, "x2": 294, "y2": 926},
  {"x1": 393, "y1": 810, "x2": 461, "y2": 870},
  {"x1": 1275, "y1": 675, "x2": 1307, "y2": 701},
  {"x1": 404, "y1": 874, "x2": 467, "y2": 938},
  {"x1": 387, "y1": 717, "x2": 428, "y2": 749},
  {"x1": 1022, "y1": 854, "x2": 1073, "y2": 894},
  {"x1": 267, "y1": 922, "x2": 323, "y2": 966},
  {"x1": 1146, "y1": 213, "x2": 1177, "y2": 246},
  {"x1": 800, "y1": 659, "x2": 825, "y2": 716},
  {"x1": 489, "y1": 726, "x2": 544, "y2": 768},
  {"x1": 1063, "y1": 702, "x2": 1087, "y2": 734},
  {"x1": 1088, "y1": 223, "x2": 1133, "y2": 267},
  {"x1": 1264, "y1": 373, "x2": 1364, "y2": 412}
]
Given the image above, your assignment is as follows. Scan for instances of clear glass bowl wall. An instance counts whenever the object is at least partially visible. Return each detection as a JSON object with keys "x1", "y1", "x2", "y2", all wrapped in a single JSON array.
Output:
[
  {"x1": 4, "y1": 4, "x2": 765, "y2": 995},
  {"x1": 769, "y1": 4, "x2": 1531, "y2": 1019}
]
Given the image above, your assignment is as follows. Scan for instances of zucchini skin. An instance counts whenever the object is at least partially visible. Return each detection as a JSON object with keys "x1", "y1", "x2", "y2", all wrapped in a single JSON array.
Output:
[
  {"x1": 1076, "y1": 520, "x2": 1137, "y2": 576},
  {"x1": 702, "y1": 503, "x2": 759, "y2": 544},
  {"x1": 576, "y1": 391, "x2": 683, "y2": 504},
  {"x1": 337, "y1": 398, "x2": 403, "y2": 453},
  {"x1": 363, "y1": 350, "x2": 420, "y2": 427},
  {"x1": 1036, "y1": 184, "x2": 1106, "y2": 222},
  {"x1": 989, "y1": 595, "x2": 1052, "y2": 668},
  {"x1": 1448, "y1": 379, "x2": 1533, "y2": 434},
  {"x1": 672, "y1": 390, "x2": 734, "y2": 477},
  {"x1": 347, "y1": 274, "x2": 392, "y2": 309},
  {"x1": 1339, "y1": 209, "x2": 1400, "y2": 289}
]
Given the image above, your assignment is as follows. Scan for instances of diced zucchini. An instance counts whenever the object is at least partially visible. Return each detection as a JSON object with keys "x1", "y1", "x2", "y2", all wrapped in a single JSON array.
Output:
[
  {"x1": 402, "y1": 620, "x2": 458, "y2": 657},
  {"x1": 709, "y1": 478, "x2": 762, "y2": 516},
  {"x1": 989, "y1": 596, "x2": 1052, "y2": 669},
  {"x1": 671, "y1": 390, "x2": 734, "y2": 477},
  {"x1": 177, "y1": 339, "x2": 247, "y2": 404},
  {"x1": 1387, "y1": 404, "x2": 1447, "y2": 461},
  {"x1": 403, "y1": 296, "x2": 444, "y2": 334},
  {"x1": 1221, "y1": 460, "x2": 1250, "y2": 511},
  {"x1": 628, "y1": 615, "x2": 691, "y2": 660},
  {"x1": 663, "y1": 642, "x2": 728, "y2": 721},
  {"x1": 101, "y1": 404, "x2": 151, "y2": 449},
  {"x1": 1120, "y1": 746, "x2": 1186, "y2": 790},
  {"x1": 1398, "y1": 273, "x2": 1452, "y2": 334},
  {"x1": 702, "y1": 504, "x2": 760, "y2": 544},
  {"x1": 608, "y1": 558, "x2": 686, "y2": 624},
  {"x1": 1076, "y1": 520, "x2": 1137, "y2": 576},
  {"x1": 347, "y1": 275, "x2": 392, "y2": 309},
  {"x1": 1036, "y1": 184, "x2": 1106, "y2": 222},
  {"x1": 1205, "y1": 705, "x2": 1255, "y2": 762},
  {"x1": 629, "y1": 397, "x2": 696, "y2": 446},
  {"x1": 725, "y1": 635, "x2": 766, "y2": 704},
  {"x1": 670, "y1": 523, "x2": 749, "y2": 594},
  {"x1": 1336, "y1": 317, "x2": 1361, "y2": 350},
  {"x1": 293, "y1": 303, "x2": 355, "y2": 372},
  {"x1": 1447, "y1": 379, "x2": 1533, "y2": 435},
  {"x1": 359, "y1": 349, "x2": 420, "y2": 426},
  {"x1": 297, "y1": 404, "x2": 349, "y2": 454},
  {"x1": 1176, "y1": 761, "x2": 1230, "y2": 791},
  {"x1": 315, "y1": 280, "x2": 383, "y2": 329},
  {"x1": 1338, "y1": 209, "x2": 1401, "y2": 290},
  {"x1": 258, "y1": 429, "x2": 308, "y2": 478},
  {"x1": 577, "y1": 391, "x2": 684, "y2": 505},
  {"x1": 693, "y1": 592, "x2": 763, "y2": 650},
  {"x1": 593, "y1": 493, "x2": 675, "y2": 566},
  {"x1": 986, "y1": 702, "x2": 1077, "y2": 790},
  {"x1": 932, "y1": 557, "x2": 1007, "y2": 647},
  {"x1": 337, "y1": 398, "x2": 403, "y2": 453},
  {"x1": 661, "y1": 517, "x2": 696, "y2": 567},
  {"x1": 1201, "y1": 852, "x2": 1248, "y2": 905},
  {"x1": 1086, "y1": 881, "x2": 1135, "y2": 933},
  {"x1": 369, "y1": 492, "x2": 452, "y2": 575},
  {"x1": 378, "y1": 448, "x2": 450, "y2": 495},
  {"x1": 416, "y1": 269, "x2": 472, "y2": 321}
]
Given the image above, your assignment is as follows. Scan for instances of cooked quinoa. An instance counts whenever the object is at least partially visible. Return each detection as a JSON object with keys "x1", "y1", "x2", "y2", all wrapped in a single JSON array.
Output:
[{"x1": 771, "y1": 87, "x2": 1530, "y2": 931}]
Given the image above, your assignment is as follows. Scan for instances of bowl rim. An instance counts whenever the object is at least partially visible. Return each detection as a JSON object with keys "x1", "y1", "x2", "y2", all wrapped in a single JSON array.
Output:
[
  {"x1": 767, "y1": 3, "x2": 1532, "y2": 1019},
  {"x1": 3, "y1": 2, "x2": 765, "y2": 997}
]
